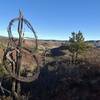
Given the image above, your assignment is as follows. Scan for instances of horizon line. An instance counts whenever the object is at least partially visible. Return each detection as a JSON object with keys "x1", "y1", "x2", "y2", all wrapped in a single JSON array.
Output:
[{"x1": 0, "y1": 35, "x2": 99, "y2": 41}]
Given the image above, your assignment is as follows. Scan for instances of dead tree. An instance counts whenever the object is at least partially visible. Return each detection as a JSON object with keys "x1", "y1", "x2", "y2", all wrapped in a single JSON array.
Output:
[{"x1": 1, "y1": 11, "x2": 40, "y2": 100}]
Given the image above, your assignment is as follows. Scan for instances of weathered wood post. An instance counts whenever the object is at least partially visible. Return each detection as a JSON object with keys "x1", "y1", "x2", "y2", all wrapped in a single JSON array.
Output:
[{"x1": 2, "y1": 10, "x2": 40, "y2": 100}]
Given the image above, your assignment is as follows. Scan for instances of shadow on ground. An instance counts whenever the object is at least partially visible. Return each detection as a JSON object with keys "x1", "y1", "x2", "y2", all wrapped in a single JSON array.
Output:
[
  {"x1": 21, "y1": 61, "x2": 100, "y2": 100},
  {"x1": 1, "y1": 61, "x2": 100, "y2": 100}
]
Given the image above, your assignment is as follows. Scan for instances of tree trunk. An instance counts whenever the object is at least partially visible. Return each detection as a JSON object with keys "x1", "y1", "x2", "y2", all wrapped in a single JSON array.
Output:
[
  {"x1": 16, "y1": 49, "x2": 22, "y2": 96},
  {"x1": 75, "y1": 52, "x2": 78, "y2": 64}
]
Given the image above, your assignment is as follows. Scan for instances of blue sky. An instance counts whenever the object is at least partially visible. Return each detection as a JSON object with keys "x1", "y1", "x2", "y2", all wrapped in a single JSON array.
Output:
[{"x1": 0, "y1": 0, "x2": 100, "y2": 40}]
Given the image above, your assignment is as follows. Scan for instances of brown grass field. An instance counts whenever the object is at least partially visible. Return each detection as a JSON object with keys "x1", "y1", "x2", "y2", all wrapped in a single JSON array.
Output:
[{"x1": 0, "y1": 37, "x2": 100, "y2": 100}]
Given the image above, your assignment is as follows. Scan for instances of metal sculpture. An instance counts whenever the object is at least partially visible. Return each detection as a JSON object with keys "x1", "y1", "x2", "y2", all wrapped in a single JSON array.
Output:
[{"x1": 2, "y1": 11, "x2": 40, "y2": 99}]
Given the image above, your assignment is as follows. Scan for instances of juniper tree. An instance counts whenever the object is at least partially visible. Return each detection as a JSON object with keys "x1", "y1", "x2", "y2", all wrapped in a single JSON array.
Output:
[{"x1": 68, "y1": 31, "x2": 87, "y2": 64}]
